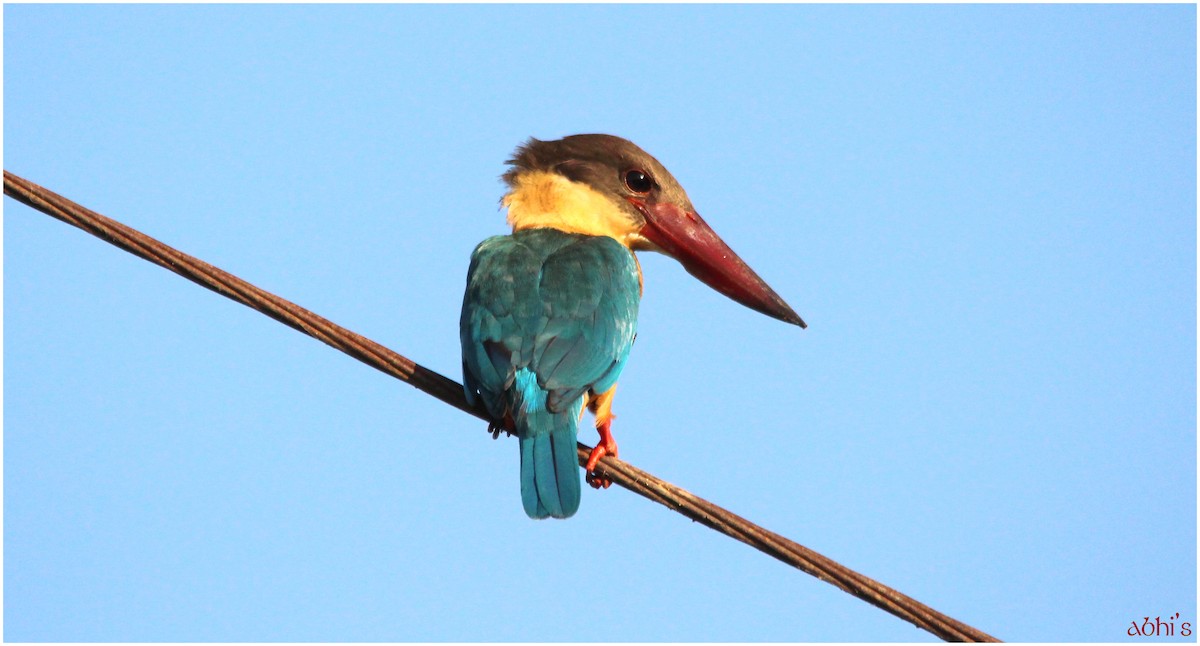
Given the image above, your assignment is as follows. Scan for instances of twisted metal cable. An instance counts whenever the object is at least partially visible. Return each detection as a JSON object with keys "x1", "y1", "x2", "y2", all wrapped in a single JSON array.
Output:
[{"x1": 4, "y1": 170, "x2": 999, "y2": 642}]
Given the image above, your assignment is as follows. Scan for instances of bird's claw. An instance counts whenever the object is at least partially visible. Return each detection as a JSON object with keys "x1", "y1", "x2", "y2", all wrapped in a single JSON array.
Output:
[
  {"x1": 487, "y1": 414, "x2": 516, "y2": 440},
  {"x1": 585, "y1": 422, "x2": 618, "y2": 489},
  {"x1": 586, "y1": 469, "x2": 613, "y2": 489}
]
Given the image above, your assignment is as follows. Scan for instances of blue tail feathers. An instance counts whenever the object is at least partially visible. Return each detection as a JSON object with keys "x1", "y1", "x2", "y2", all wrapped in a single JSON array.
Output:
[{"x1": 513, "y1": 369, "x2": 582, "y2": 519}]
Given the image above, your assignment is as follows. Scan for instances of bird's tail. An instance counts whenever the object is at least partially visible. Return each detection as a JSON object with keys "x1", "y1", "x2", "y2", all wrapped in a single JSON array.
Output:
[{"x1": 512, "y1": 368, "x2": 582, "y2": 519}]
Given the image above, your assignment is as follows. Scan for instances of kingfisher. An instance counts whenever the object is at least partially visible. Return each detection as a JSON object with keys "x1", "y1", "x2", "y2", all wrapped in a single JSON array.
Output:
[{"x1": 460, "y1": 134, "x2": 804, "y2": 519}]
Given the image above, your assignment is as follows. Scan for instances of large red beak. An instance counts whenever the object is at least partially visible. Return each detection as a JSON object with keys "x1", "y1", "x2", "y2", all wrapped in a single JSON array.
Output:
[{"x1": 633, "y1": 200, "x2": 806, "y2": 328}]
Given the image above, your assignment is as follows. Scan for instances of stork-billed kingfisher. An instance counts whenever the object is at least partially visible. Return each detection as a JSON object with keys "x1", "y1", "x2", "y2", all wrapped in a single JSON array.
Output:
[{"x1": 460, "y1": 134, "x2": 804, "y2": 519}]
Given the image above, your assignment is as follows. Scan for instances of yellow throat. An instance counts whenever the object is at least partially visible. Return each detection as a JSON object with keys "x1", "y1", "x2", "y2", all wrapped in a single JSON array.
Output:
[{"x1": 502, "y1": 171, "x2": 641, "y2": 248}]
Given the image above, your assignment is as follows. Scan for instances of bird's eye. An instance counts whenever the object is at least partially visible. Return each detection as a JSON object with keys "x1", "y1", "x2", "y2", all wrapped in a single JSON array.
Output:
[{"x1": 623, "y1": 169, "x2": 653, "y2": 194}]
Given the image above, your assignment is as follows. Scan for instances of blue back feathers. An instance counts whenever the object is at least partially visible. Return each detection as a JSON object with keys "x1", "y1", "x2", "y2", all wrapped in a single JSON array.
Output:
[{"x1": 460, "y1": 229, "x2": 640, "y2": 518}]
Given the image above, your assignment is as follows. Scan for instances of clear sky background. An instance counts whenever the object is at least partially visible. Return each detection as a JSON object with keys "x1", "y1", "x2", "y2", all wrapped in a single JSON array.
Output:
[{"x1": 4, "y1": 4, "x2": 1195, "y2": 642}]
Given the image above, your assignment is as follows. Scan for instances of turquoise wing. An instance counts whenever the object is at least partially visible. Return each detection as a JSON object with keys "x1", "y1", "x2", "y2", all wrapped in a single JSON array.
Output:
[
  {"x1": 460, "y1": 234, "x2": 544, "y2": 417},
  {"x1": 534, "y1": 235, "x2": 640, "y2": 411},
  {"x1": 460, "y1": 229, "x2": 640, "y2": 417}
]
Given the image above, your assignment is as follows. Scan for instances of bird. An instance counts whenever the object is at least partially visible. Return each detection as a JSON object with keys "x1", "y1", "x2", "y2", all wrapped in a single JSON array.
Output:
[{"x1": 460, "y1": 134, "x2": 804, "y2": 519}]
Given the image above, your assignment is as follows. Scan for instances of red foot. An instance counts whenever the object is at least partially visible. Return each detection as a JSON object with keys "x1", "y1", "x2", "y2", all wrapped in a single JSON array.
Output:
[{"x1": 585, "y1": 419, "x2": 618, "y2": 489}]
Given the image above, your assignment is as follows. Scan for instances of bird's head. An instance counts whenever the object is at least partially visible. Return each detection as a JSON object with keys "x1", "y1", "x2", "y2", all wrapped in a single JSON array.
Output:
[{"x1": 502, "y1": 134, "x2": 805, "y2": 328}]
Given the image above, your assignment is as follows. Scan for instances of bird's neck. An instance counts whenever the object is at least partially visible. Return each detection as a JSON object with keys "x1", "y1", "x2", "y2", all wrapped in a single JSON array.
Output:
[{"x1": 503, "y1": 171, "x2": 641, "y2": 247}]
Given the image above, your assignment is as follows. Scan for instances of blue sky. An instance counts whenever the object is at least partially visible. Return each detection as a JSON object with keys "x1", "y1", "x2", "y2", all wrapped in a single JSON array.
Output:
[{"x1": 4, "y1": 4, "x2": 1195, "y2": 642}]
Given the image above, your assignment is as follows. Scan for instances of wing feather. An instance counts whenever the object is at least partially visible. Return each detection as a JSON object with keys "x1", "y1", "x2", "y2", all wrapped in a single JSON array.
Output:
[{"x1": 461, "y1": 229, "x2": 640, "y2": 418}]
